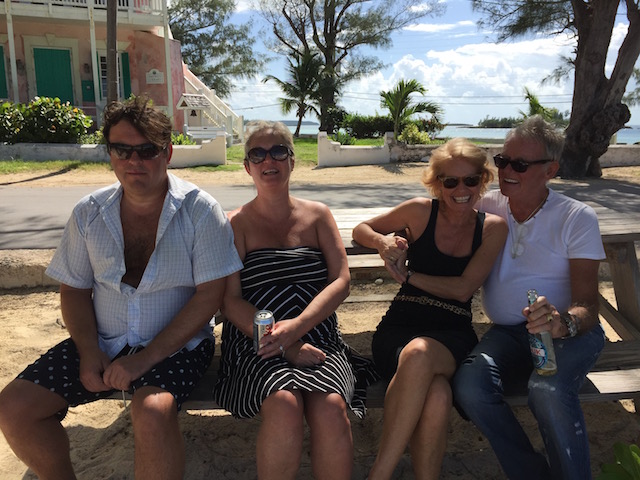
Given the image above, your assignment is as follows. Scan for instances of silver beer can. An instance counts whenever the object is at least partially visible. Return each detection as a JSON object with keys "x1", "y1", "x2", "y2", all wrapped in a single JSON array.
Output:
[{"x1": 253, "y1": 310, "x2": 275, "y2": 353}]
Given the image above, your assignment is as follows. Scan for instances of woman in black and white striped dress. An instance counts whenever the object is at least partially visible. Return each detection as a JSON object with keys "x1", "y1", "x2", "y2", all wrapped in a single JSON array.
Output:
[{"x1": 214, "y1": 121, "x2": 377, "y2": 480}]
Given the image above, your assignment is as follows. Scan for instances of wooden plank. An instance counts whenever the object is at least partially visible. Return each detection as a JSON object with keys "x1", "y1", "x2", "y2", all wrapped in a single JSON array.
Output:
[
  {"x1": 604, "y1": 243, "x2": 640, "y2": 332},
  {"x1": 108, "y1": 341, "x2": 640, "y2": 409},
  {"x1": 598, "y1": 294, "x2": 640, "y2": 341}
]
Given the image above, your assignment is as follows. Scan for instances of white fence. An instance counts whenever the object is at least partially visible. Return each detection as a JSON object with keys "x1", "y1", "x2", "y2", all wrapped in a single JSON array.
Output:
[{"x1": 317, "y1": 133, "x2": 640, "y2": 168}]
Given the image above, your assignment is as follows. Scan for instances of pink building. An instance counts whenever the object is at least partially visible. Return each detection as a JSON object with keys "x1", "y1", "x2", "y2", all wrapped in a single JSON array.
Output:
[{"x1": 0, "y1": 0, "x2": 241, "y2": 137}]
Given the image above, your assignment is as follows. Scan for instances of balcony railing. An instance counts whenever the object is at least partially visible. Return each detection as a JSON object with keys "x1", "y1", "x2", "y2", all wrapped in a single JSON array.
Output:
[{"x1": 3, "y1": 0, "x2": 164, "y2": 17}]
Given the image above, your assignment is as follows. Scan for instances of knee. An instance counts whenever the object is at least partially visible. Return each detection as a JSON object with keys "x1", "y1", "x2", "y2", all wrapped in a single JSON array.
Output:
[
  {"x1": 397, "y1": 339, "x2": 432, "y2": 376},
  {"x1": 130, "y1": 388, "x2": 178, "y2": 436},
  {"x1": 261, "y1": 390, "x2": 305, "y2": 430},
  {"x1": 0, "y1": 383, "x2": 22, "y2": 429},
  {"x1": 527, "y1": 376, "x2": 570, "y2": 414},
  {"x1": 309, "y1": 394, "x2": 350, "y2": 431},
  {"x1": 0, "y1": 380, "x2": 65, "y2": 429}
]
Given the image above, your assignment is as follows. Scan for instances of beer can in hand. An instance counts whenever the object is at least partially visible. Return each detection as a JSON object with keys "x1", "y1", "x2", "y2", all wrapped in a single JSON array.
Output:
[{"x1": 253, "y1": 310, "x2": 275, "y2": 353}]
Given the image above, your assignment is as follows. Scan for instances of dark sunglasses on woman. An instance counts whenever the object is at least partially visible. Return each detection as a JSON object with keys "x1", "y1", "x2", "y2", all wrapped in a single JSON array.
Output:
[
  {"x1": 438, "y1": 174, "x2": 482, "y2": 189},
  {"x1": 246, "y1": 144, "x2": 293, "y2": 164},
  {"x1": 493, "y1": 153, "x2": 552, "y2": 173}
]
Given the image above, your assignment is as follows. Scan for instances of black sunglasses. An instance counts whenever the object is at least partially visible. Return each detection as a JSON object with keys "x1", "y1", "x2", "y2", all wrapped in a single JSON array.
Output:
[
  {"x1": 493, "y1": 154, "x2": 552, "y2": 173},
  {"x1": 438, "y1": 174, "x2": 482, "y2": 189},
  {"x1": 107, "y1": 142, "x2": 163, "y2": 160},
  {"x1": 246, "y1": 144, "x2": 293, "y2": 164}
]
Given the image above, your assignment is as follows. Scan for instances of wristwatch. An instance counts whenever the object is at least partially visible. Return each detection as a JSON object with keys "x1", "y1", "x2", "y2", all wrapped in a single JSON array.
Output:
[
  {"x1": 561, "y1": 312, "x2": 579, "y2": 338},
  {"x1": 405, "y1": 269, "x2": 415, "y2": 284}
]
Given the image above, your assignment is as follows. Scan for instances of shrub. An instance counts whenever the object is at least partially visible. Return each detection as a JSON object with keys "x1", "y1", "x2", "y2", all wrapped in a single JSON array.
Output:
[
  {"x1": 171, "y1": 132, "x2": 196, "y2": 145},
  {"x1": 80, "y1": 130, "x2": 105, "y2": 145},
  {"x1": 332, "y1": 130, "x2": 355, "y2": 145},
  {"x1": 0, "y1": 97, "x2": 93, "y2": 144},
  {"x1": 398, "y1": 123, "x2": 432, "y2": 145},
  {"x1": 0, "y1": 101, "x2": 25, "y2": 144},
  {"x1": 341, "y1": 113, "x2": 393, "y2": 138},
  {"x1": 597, "y1": 442, "x2": 640, "y2": 480}
]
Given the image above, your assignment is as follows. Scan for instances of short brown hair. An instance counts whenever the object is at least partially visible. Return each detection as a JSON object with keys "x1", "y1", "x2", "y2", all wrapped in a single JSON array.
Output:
[{"x1": 102, "y1": 96, "x2": 172, "y2": 149}]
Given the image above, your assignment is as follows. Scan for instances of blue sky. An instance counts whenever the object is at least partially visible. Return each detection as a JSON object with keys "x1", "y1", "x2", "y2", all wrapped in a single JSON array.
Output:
[{"x1": 225, "y1": 0, "x2": 639, "y2": 126}]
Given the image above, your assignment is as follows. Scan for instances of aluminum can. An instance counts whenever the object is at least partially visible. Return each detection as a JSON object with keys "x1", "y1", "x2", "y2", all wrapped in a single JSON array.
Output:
[
  {"x1": 253, "y1": 310, "x2": 275, "y2": 353},
  {"x1": 527, "y1": 289, "x2": 558, "y2": 376}
]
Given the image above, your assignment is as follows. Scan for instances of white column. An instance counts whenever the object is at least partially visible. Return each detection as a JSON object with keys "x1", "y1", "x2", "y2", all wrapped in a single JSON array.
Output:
[
  {"x1": 162, "y1": 0, "x2": 173, "y2": 122},
  {"x1": 89, "y1": 0, "x2": 102, "y2": 126},
  {"x1": 5, "y1": 0, "x2": 19, "y2": 102}
]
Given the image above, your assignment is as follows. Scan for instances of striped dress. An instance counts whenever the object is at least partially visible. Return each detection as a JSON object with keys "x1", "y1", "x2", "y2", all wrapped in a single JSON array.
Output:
[{"x1": 214, "y1": 247, "x2": 378, "y2": 419}]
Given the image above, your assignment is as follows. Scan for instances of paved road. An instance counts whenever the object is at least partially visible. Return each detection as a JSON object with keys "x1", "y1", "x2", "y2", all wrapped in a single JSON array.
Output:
[{"x1": 2, "y1": 178, "x2": 639, "y2": 249}]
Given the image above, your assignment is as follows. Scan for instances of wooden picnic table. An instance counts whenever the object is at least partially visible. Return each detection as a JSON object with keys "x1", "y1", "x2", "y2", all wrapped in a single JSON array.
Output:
[{"x1": 331, "y1": 203, "x2": 640, "y2": 341}]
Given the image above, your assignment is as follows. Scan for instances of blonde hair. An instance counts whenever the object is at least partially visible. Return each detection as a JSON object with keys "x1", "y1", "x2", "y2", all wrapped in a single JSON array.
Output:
[
  {"x1": 244, "y1": 121, "x2": 295, "y2": 161},
  {"x1": 421, "y1": 137, "x2": 493, "y2": 199}
]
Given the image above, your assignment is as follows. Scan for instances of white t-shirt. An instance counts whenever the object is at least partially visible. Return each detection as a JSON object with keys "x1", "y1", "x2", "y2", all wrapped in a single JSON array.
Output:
[{"x1": 476, "y1": 189, "x2": 605, "y2": 326}]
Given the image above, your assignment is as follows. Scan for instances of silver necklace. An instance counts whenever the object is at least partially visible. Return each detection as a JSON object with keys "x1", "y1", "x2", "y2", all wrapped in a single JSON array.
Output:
[{"x1": 509, "y1": 191, "x2": 549, "y2": 258}]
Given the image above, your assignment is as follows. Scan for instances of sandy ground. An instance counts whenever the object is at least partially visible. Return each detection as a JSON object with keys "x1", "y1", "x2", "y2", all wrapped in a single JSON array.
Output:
[{"x1": 1, "y1": 163, "x2": 639, "y2": 479}]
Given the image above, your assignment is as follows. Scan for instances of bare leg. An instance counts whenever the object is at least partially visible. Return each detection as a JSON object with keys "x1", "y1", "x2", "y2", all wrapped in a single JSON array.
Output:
[
  {"x1": 257, "y1": 390, "x2": 305, "y2": 480},
  {"x1": 368, "y1": 338, "x2": 456, "y2": 480},
  {"x1": 409, "y1": 374, "x2": 453, "y2": 479},
  {"x1": 130, "y1": 387, "x2": 184, "y2": 480},
  {"x1": 304, "y1": 392, "x2": 353, "y2": 480},
  {"x1": 0, "y1": 379, "x2": 76, "y2": 480}
]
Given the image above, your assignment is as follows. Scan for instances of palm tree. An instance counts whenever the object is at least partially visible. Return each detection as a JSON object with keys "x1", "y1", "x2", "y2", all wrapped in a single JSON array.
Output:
[
  {"x1": 263, "y1": 51, "x2": 324, "y2": 137},
  {"x1": 520, "y1": 87, "x2": 554, "y2": 119},
  {"x1": 380, "y1": 79, "x2": 441, "y2": 140},
  {"x1": 520, "y1": 87, "x2": 567, "y2": 127}
]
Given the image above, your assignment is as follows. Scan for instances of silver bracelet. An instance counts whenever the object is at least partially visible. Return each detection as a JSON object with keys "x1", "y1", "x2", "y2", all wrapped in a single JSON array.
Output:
[{"x1": 560, "y1": 312, "x2": 579, "y2": 338}]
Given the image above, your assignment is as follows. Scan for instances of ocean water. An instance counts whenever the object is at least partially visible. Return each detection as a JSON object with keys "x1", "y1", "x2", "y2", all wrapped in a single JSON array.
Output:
[{"x1": 290, "y1": 124, "x2": 640, "y2": 144}]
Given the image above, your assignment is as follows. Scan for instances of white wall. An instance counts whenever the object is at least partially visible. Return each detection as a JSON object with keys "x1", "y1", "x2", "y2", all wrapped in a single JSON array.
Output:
[
  {"x1": 0, "y1": 137, "x2": 227, "y2": 167},
  {"x1": 317, "y1": 133, "x2": 640, "y2": 168}
]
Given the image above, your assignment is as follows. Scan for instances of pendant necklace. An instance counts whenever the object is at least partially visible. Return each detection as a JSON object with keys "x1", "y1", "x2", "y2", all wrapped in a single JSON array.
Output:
[{"x1": 509, "y1": 190, "x2": 549, "y2": 258}]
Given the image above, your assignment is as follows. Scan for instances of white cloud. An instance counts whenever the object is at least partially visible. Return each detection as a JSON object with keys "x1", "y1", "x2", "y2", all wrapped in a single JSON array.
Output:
[
  {"x1": 224, "y1": 10, "x2": 638, "y2": 126},
  {"x1": 340, "y1": 34, "x2": 578, "y2": 124},
  {"x1": 405, "y1": 20, "x2": 474, "y2": 33}
]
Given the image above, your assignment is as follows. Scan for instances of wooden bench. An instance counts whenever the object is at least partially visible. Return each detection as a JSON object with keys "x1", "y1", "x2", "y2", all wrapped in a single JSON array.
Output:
[
  {"x1": 109, "y1": 205, "x2": 640, "y2": 412},
  {"x1": 113, "y1": 340, "x2": 640, "y2": 411}
]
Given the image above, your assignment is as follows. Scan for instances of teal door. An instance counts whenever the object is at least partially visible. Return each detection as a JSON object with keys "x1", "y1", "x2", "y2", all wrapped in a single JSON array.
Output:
[
  {"x1": 0, "y1": 47, "x2": 7, "y2": 99},
  {"x1": 34, "y1": 48, "x2": 74, "y2": 103}
]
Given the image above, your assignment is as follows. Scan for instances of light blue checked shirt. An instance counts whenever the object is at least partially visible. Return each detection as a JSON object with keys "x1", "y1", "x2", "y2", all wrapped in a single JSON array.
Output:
[{"x1": 46, "y1": 173, "x2": 243, "y2": 359}]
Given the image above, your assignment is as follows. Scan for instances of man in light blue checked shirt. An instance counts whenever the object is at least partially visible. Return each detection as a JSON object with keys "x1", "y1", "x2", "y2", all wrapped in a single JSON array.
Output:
[{"x1": 0, "y1": 96, "x2": 243, "y2": 479}]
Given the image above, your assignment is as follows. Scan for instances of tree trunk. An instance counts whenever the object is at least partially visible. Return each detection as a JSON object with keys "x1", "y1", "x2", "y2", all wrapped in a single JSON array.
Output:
[
  {"x1": 561, "y1": 103, "x2": 630, "y2": 178},
  {"x1": 560, "y1": 0, "x2": 640, "y2": 178},
  {"x1": 294, "y1": 118, "x2": 302, "y2": 137}
]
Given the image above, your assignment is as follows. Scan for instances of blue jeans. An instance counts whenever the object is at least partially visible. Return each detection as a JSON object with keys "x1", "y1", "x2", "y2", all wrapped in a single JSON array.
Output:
[{"x1": 452, "y1": 323, "x2": 604, "y2": 480}]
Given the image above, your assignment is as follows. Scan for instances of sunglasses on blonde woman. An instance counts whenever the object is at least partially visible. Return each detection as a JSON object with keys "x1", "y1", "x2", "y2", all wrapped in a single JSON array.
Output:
[
  {"x1": 246, "y1": 145, "x2": 293, "y2": 164},
  {"x1": 438, "y1": 174, "x2": 482, "y2": 189}
]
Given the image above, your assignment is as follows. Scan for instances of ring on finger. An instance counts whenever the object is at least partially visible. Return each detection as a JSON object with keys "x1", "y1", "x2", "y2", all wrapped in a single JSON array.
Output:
[{"x1": 547, "y1": 314, "x2": 553, "y2": 323}]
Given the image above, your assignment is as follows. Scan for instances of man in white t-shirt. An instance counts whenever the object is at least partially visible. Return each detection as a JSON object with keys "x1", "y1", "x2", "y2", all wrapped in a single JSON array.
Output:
[{"x1": 453, "y1": 115, "x2": 605, "y2": 480}]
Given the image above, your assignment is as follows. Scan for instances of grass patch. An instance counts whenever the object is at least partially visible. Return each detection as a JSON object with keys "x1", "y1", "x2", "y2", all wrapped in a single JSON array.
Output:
[
  {"x1": 227, "y1": 137, "x2": 318, "y2": 167},
  {"x1": 0, "y1": 160, "x2": 112, "y2": 175},
  {"x1": 0, "y1": 136, "x2": 388, "y2": 175},
  {"x1": 190, "y1": 163, "x2": 244, "y2": 173}
]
